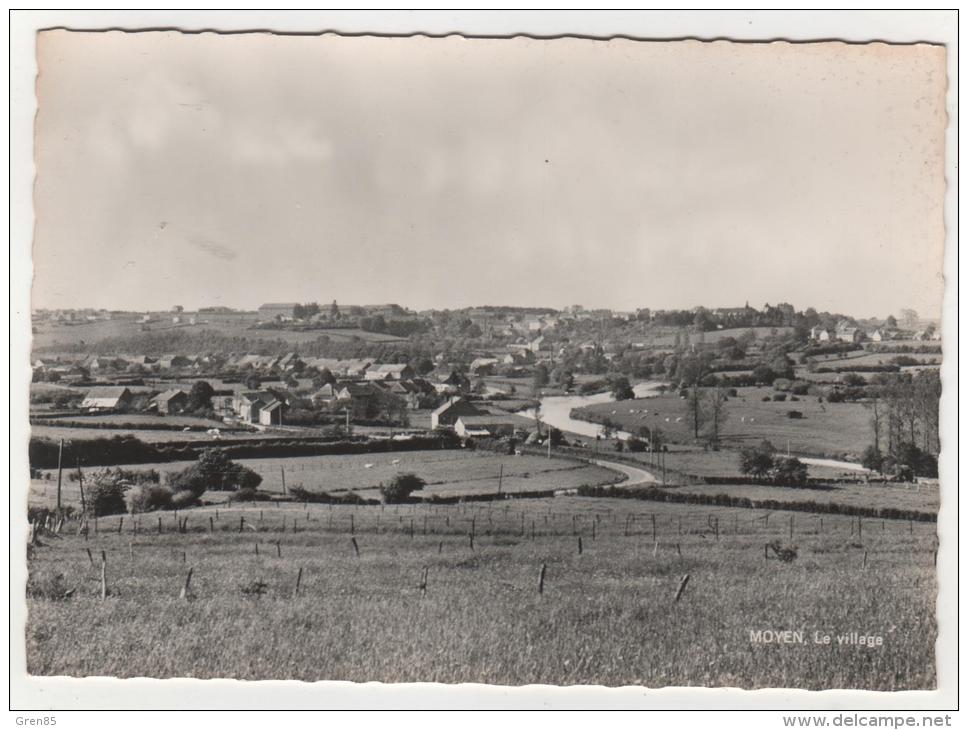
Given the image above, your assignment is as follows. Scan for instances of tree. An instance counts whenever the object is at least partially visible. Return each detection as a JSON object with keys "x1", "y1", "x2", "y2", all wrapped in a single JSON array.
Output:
[
  {"x1": 885, "y1": 315, "x2": 898, "y2": 329},
  {"x1": 739, "y1": 440, "x2": 776, "y2": 478},
  {"x1": 861, "y1": 445, "x2": 884, "y2": 472},
  {"x1": 330, "y1": 300, "x2": 341, "y2": 320},
  {"x1": 244, "y1": 373, "x2": 262, "y2": 391},
  {"x1": 380, "y1": 473, "x2": 425, "y2": 503},
  {"x1": 900, "y1": 309, "x2": 919, "y2": 328},
  {"x1": 532, "y1": 363, "x2": 550, "y2": 393},
  {"x1": 771, "y1": 456, "x2": 808, "y2": 487},
  {"x1": 313, "y1": 368, "x2": 336, "y2": 389},
  {"x1": 703, "y1": 387, "x2": 729, "y2": 447},
  {"x1": 685, "y1": 387, "x2": 707, "y2": 439},
  {"x1": 611, "y1": 375, "x2": 635, "y2": 401},
  {"x1": 188, "y1": 380, "x2": 215, "y2": 411},
  {"x1": 751, "y1": 364, "x2": 777, "y2": 386},
  {"x1": 167, "y1": 448, "x2": 262, "y2": 498}
]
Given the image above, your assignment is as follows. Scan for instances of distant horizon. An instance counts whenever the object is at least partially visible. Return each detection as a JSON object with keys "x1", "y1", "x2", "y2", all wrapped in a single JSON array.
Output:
[{"x1": 31, "y1": 299, "x2": 939, "y2": 322}]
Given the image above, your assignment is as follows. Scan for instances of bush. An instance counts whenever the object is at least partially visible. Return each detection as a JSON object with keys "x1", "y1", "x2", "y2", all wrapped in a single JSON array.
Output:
[
  {"x1": 786, "y1": 410, "x2": 803, "y2": 419},
  {"x1": 126, "y1": 484, "x2": 173, "y2": 513},
  {"x1": 84, "y1": 475, "x2": 128, "y2": 517},
  {"x1": 170, "y1": 490, "x2": 199, "y2": 509},
  {"x1": 167, "y1": 448, "x2": 263, "y2": 498},
  {"x1": 771, "y1": 456, "x2": 808, "y2": 487},
  {"x1": 790, "y1": 382, "x2": 811, "y2": 396},
  {"x1": 625, "y1": 437, "x2": 648, "y2": 453},
  {"x1": 772, "y1": 393, "x2": 787, "y2": 402},
  {"x1": 740, "y1": 440, "x2": 775, "y2": 478},
  {"x1": 380, "y1": 473, "x2": 426, "y2": 503},
  {"x1": 229, "y1": 488, "x2": 272, "y2": 502}
]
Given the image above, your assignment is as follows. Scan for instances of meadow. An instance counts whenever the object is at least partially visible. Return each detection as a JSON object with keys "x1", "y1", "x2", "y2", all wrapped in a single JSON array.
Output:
[
  {"x1": 620, "y1": 447, "x2": 855, "y2": 480},
  {"x1": 573, "y1": 387, "x2": 872, "y2": 458},
  {"x1": 25, "y1": 497, "x2": 937, "y2": 688},
  {"x1": 665, "y1": 481, "x2": 940, "y2": 515},
  {"x1": 28, "y1": 450, "x2": 623, "y2": 508}
]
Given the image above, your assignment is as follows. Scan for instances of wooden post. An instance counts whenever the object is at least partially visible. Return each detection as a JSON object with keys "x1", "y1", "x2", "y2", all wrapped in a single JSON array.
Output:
[
  {"x1": 293, "y1": 567, "x2": 303, "y2": 598},
  {"x1": 56, "y1": 438, "x2": 64, "y2": 515},
  {"x1": 468, "y1": 533, "x2": 474, "y2": 551},
  {"x1": 419, "y1": 566, "x2": 429, "y2": 596},
  {"x1": 209, "y1": 516, "x2": 214, "y2": 533},
  {"x1": 239, "y1": 515, "x2": 245, "y2": 533},
  {"x1": 351, "y1": 537, "x2": 360, "y2": 557},
  {"x1": 577, "y1": 536, "x2": 583, "y2": 555},
  {"x1": 858, "y1": 518, "x2": 863, "y2": 539},
  {"x1": 255, "y1": 542, "x2": 259, "y2": 556},
  {"x1": 117, "y1": 516, "x2": 123, "y2": 534},
  {"x1": 85, "y1": 547, "x2": 94, "y2": 566},
  {"x1": 764, "y1": 543, "x2": 769, "y2": 560},
  {"x1": 438, "y1": 541, "x2": 443, "y2": 554},
  {"x1": 676, "y1": 542, "x2": 682, "y2": 556},
  {"x1": 592, "y1": 521, "x2": 596, "y2": 541},
  {"x1": 537, "y1": 563, "x2": 546, "y2": 594},
  {"x1": 497, "y1": 464, "x2": 504, "y2": 495},
  {"x1": 350, "y1": 514, "x2": 355, "y2": 535},
  {"x1": 280, "y1": 466, "x2": 287, "y2": 497},
  {"x1": 99, "y1": 551, "x2": 107, "y2": 600},
  {"x1": 410, "y1": 519, "x2": 414, "y2": 538},
  {"x1": 651, "y1": 513, "x2": 656, "y2": 542},
  {"x1": 179, "y1": 568, "x2": 193, "y2": 600},
  {"x1": 76, "y1": 457, "x2": 86, "y2": 514},
  {"x1": 276, "y1": 541, "x2": 282, "y2": 558},
  {"x1": 789, "y1": 515, "x2": 794, "y2": 540},
  {"x1": 863, "y1": 550, "x2": 868, "y2": 569},
  {"x1": 674, "y1": 574, "x2": 690, "y2": 602}
]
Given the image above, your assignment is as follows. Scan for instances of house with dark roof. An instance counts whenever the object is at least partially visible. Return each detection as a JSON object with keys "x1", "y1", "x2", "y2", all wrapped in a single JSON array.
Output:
[
  {"x1": 150, "y1": 388, "x2": 189, "y2": 414},
  {"x1": 431, "y1": 397, "x2": 486, "y2": 430},
  {"x1": 364, "y1": 363, "x2": 415, "y2": 381}
]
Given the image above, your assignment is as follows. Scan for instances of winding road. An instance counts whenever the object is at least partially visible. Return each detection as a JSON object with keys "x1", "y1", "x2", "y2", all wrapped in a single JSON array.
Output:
[{"x1": 591, "y1": 458, "x2": 659, "y2": 486}]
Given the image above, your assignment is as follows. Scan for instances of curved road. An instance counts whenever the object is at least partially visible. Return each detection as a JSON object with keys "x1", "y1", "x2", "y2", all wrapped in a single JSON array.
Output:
[{"x1": 591, "y1": 459, "x2": 659, "y2": 486}]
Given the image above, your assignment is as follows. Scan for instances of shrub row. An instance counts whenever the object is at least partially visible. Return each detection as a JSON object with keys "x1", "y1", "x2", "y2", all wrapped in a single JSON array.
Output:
[
  {"x1": 28, "y1": 432, "x2": 461, "y2": 469},
  {"x1": 574, "y1": 484, "x2": 936, "y2": 522}
]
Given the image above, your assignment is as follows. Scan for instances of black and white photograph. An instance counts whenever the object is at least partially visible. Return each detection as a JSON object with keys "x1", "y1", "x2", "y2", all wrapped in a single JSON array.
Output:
[{"x1": 9, "y1": 9, "x2": 958, "y2": 715}]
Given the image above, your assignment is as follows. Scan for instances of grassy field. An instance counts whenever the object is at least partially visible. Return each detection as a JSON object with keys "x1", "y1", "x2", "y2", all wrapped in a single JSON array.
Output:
[
  {"x1": 34, "y1": 413, "x2": 236, "y2": 429},
  {"x1": 29, "y1": 424, "x2": 293, "y2": 444},
  {"x1": 28, "y1": 451, "x2": 623, "y2": 509},
  {"x1": 25, "y1": 497, "x2": 937, "y2": 688},
  {"x1": 665, "y1": 481, "x2": 940, "y2": 515},
  {"x1": 574, "y1": 387, "x2": 873, "y2": 458},
  {"x1": 621, "y1": 447, "x2": 858, "y2": 480}
]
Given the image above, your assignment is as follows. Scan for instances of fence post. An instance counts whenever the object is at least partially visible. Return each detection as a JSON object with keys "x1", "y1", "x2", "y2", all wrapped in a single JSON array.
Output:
[
  {"x1": 85, "y1": 547, "x2": 94, "y2": 566},
  {"x1": 117, "y1": 517, "x2": 123, "y2": 534},
  {"x1": 651, "y1": 513, "x2": 656, "y2": 542},
  {"x1": 100, "y1": 551, "x2": 107, "y2": 600},
  {"x1": 293, "y1": 567, "x2": 302, "y2": 598},
  {"x1": 577, "y1": 536, "x2": 583, "y2": 555},
  {"x1": 537, "y1": 563, "x2": 546, "y2": 594},
  {"x1": 209, "y1": 516, "x2": 214, "y2": 533},
  {"x1": 351, "y1": 537, "x2": 360, "y2": 557},
  {"x1": 179, "y1": 567, "x2": 193, "y2": 600},
  {"x1": 674, "y1": 574, "x2": 690, "y2": 603},
  {"x1": 419, "y1": 566, "x2": 428, "y2": 596},
  {"x1": 239, "y1": 515, "x2": 245, "y2": 533}
]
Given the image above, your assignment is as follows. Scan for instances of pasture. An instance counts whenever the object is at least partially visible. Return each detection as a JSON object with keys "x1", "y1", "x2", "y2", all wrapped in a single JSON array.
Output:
[
  {"x1": 573, "y1": 387, "x2": 873, "y2": 458},
  {"x1": 25, "y1": 497, "x2": 937, "y2": 688},
  {"x1": 28, "y1": 450, "x2": 623, "y2": 509},
  {"x1": 665, "y1": 481, "x2": 940, "y2": 515},
  {"x1": 622, "y1": 447, "x2": 860, "y2": 481}
]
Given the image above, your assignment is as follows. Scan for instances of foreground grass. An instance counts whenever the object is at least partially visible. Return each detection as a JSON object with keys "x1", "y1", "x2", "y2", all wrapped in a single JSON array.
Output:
[{"x1": 25, "y1": 498, "x2": 936, "y2": 689}]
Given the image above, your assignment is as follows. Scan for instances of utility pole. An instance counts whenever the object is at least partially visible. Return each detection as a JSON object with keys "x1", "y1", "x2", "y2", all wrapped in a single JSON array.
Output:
[
  {"x1": 497, "y1": 464, "x2": 503, "y2": 495},
  {"x1": 56, "y1": 438, "x2": 64, "y2": 515},
  {"x1": 280, "y1": 466, "x2": 287, "y2": 497}
]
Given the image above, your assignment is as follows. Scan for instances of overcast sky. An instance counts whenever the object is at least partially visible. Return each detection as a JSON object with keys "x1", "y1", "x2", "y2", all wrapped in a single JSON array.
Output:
[{"x1": 33, "y1": 31, "x2": 946, "y2": 318}]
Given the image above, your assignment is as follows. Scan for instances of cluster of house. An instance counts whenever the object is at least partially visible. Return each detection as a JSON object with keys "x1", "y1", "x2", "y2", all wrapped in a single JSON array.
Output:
[
  {"x1": 809, "y1": 322, "x2": 941, "y2": 344},
  {"x1": 430, "y1": 397, "x2": 534, "y2": 438}
]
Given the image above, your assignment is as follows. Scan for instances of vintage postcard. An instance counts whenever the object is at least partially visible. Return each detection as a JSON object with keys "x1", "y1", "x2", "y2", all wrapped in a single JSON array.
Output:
[{"x1": 13, "y1": 12, "x2": 956, "y2": 712}]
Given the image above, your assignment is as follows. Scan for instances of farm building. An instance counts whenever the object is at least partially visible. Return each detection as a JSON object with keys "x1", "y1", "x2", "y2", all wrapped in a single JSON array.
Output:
[
  {"x1": 80, "y1": 386, "x2": 133, "y2": 412},
  {"x1": 233, "y1": 390, "x2": 282, "y2": 423},
  {"x1": 312, "y1": 383, "x2": 339, "y2": 408},
  {"x1": 259, "y1": 399, "x2": 286, "y2": 426},
  {"x1": 364, "y1": 363, "x2": 415, "y2": 381},
  {"x1": 336, "y1": 382, "x2": 384, "y2": 417},
  {"x1": 454, "y1": 414, "x2": 530, "y2": 438},
  {"x1": 150, "y1": 389, "x2": 189, "y2": 414},
  {"x1": 469, "y1": 357, "x2": 500, "y2": 375},
  {"x1": 431, "y1": 397, "x2": 486, "y2": 430}
]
